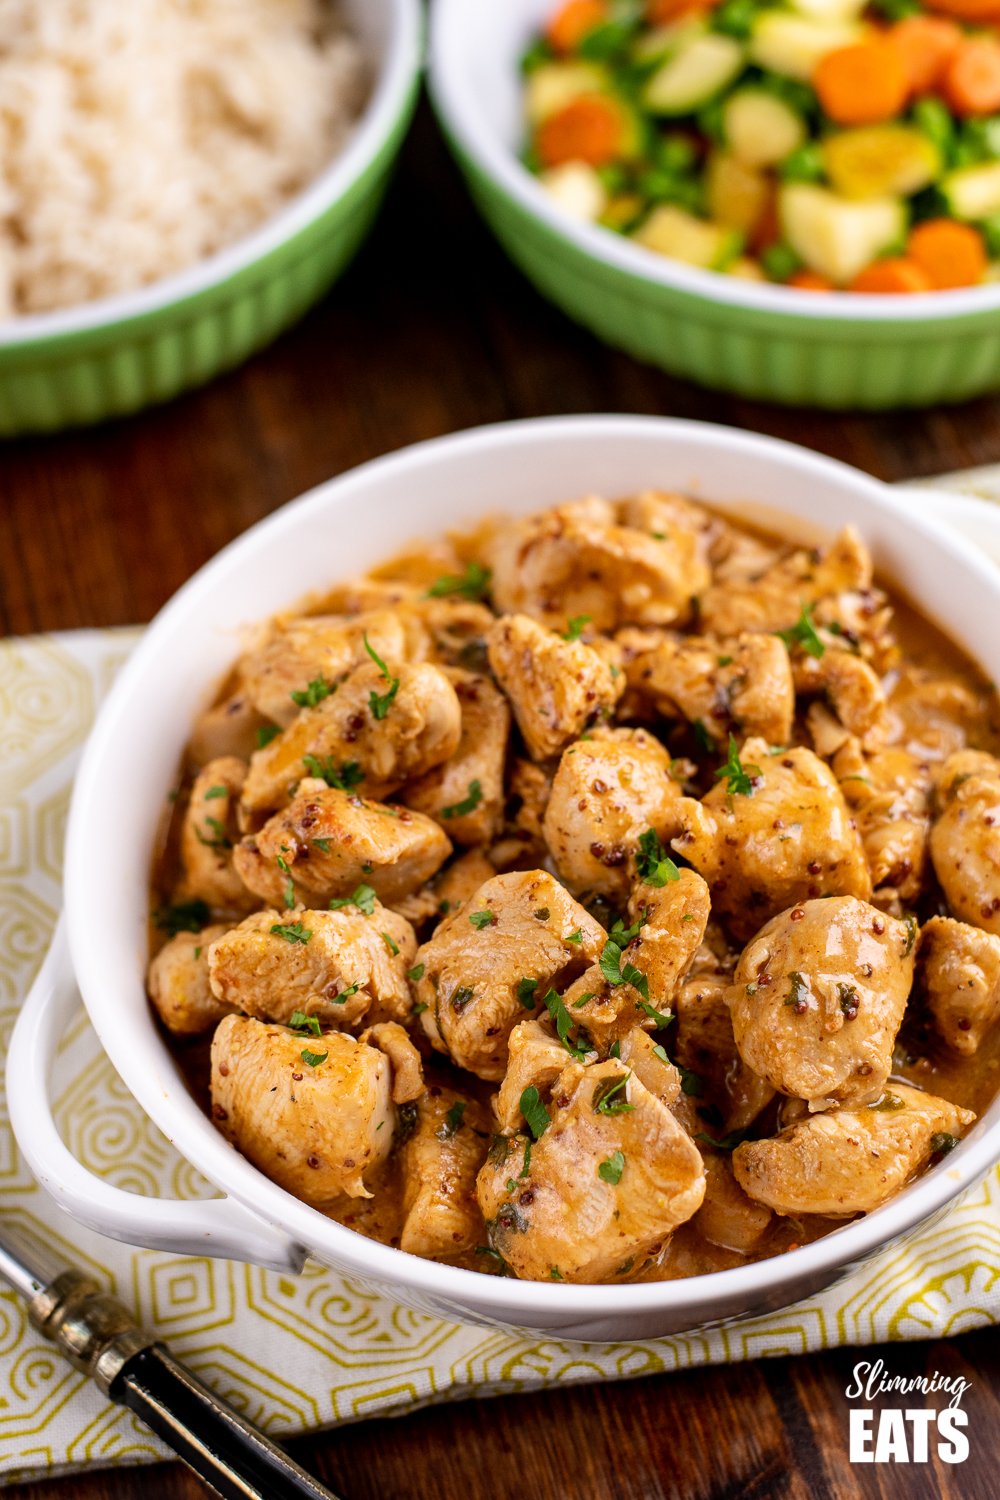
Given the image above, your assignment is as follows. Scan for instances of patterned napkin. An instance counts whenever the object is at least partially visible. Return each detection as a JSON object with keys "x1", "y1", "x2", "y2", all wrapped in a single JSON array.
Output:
[{"x1": 4, "y1": 485, "x2": 1000, "y2": 1484}]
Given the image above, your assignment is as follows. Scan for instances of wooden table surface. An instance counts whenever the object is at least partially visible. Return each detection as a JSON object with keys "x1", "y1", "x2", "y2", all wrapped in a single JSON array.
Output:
[{"x1": 4, "y1": 104, "x2": 1000, "y2": 1500}]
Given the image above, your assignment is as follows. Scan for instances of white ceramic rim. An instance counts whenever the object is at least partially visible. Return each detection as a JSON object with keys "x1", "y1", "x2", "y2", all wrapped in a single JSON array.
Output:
[
  {"x1": 62, "y1": 414, "x2": 1000, "y2": 1320},
  {"x1": 428, "y1": 0, "x2": 1000, "y2": 323},
  {"x1": 0, "y1": 0, "x2": 423, "y2": 348}
]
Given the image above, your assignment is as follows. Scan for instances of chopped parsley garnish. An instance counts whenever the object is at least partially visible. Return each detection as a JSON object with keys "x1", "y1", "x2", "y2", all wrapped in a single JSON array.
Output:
[
  {"x1": 300, "y1": 1048, "x2": 328, "y2": 1068},
  {"x1": 451, "y1": 986, "x2": 474, "y2": 1012},
  {"x1": 436, "y1": 1100, "x2": 467, "y2": 1140},
  {"x1": 193, "y1": 946, "x2": 202, "y2": 960},
  {"x1": 276, "y1": 852, "x2": 295, "y2": 910},
  {"x1": 516, "y1": 976, "x2": 539, "y2": 1009},
  {"x1": 598, "y1": 1150, "x2": 625, "y2": 1186},
  {"x1": 903, "y1": 914, "x2": 918, "y2": 957},
  {"x1": 678, "y1": 1063, "x2": 704, "y2": 1097},
  {"x1": 637, "y1": 999, "x2": 672, "y2": 1028},
  {"x1": 694, "y1": 1129, "x2": 748, "y2": 1151},
  {"x1": 204, "y1": 785, "x2": 228, "y2": 800},
  {"x1": 931, "y1": 1132, "x2": 960, "y2": 1156},
  {"x1": 313, "y1": 838, "x2": 333, "y2": 853},
  {"x1": 870, "y1": 1092, "x2": 906, "y2": 1112},
  {"x1": 717, "y1": 655, "x2": 733, "y2": 667},
  {"x1": 256, "y1": 724, "x2": 280, "y2": 749},
  {"x1": 426, "y1": 561, "x2": 492, "y2": 602},
  {"x1": 593, "y1": 1073, "x2": 633, "y2": 1115},
  {"x1": 599, "y1": 930, "x2": 649, "y2": 1003},
  {"x1": 572, "y1": 993, "x2": 594, "y2": 1009},
  {"x1": 154, "y1": 899, "x2": 210, "y2": 936},
  {"x1": 382, "y1": 931, "x2": 400, "y2": 955},
  {"x1": 301, "y1": 754, "x2": 364, "y2": 790},
  {"x1": 441, "y1": 779, "x2": 482, "y2": 819},
  {"x1": 562, "y1": 614, "x2": 591, "y2": 641},
  {"x1": 364, "y1": 634, "x2": 399, "y2": 720},
  {"x1": 715, "y1": 734, "x2": 761, "y2": 798},
  {"x1": 692, "y1": 718, "x2": 714, "y2": 753},
  {"x1": 290, "y1": 677, "x2": 334, "y2": 709},
  {"x1": 533, "y1": 907, "x2": 550, "y2": 921},
  {"x1": 549, "y1": 1266, "x2": 564, "y2": 1281},
  {"x1": 565, "y1": 928, "x2": 583, "y2": 945},
  {"x1": 329, "y1": 983, "x2": 360, "y2": 1006},
  {"x1": 289, "y1": 1010, "x2": 321, "y2": 1035},
  {"x1": 196, "y1": 815, "x2": 231, "y2": 850},
  {"x1": 469, "y1": 909, "x2": 496, "y2": 930},
  {"x1": 520, "y1": 1085, "x2": 550, "y2": 1139},
  {"x1": 609, "y1": 1039, "x2": 621, "y2": 1058},
  {"x1": 412, "y1": 1002, "x2": 428, "y2": 1015},
  {"x1": 519, "y1": 1138, "x2": 532, "y2": 1180},
  {"x1": 408, "y1": 962, "x2": 425, "y2": 982},
  {"x1": 614, "y1": 1258, "x2": 634, "y2": 1276},
  {"x1": 784, "y1": 971, "x2": 809, "y2": 1014},
  {"x1": 271, "y1": 921, "x2": 312, "y2": 945},
  {"x1": 838, "y1": 982, "x2": 860, "y2": 1021},
  {"x1": 635, "y1": 828, "x2": 680, "y2": 888},
  {"x1": 328, "y1": 883, "x2": 376, "y2": 916},
  {"x1": 777, "y1": 602, "x2": 825, "y2": 660},
  {"x1": 544, "y1": 988, "x2": 590, "y2": 1060}
]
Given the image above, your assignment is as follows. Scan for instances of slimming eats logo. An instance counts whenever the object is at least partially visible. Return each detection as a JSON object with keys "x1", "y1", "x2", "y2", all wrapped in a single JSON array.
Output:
[{"x1": 846, "y1": 1360, "x2": 970, "y2": 1464}]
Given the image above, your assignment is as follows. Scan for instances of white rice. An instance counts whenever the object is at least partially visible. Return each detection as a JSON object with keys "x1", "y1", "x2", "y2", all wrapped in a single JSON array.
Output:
[{"x1": 0, "y1": 0, "x2": 368, "y2": 316}]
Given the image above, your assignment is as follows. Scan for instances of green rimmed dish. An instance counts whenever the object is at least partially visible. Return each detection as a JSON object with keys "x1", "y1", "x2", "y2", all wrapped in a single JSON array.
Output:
[
  {"x1": 429, "y1": 0, "x2": 1000, "y2": 411},
  {"x1": 0, "y1": 0, "x2": 422, "y2": 437}
]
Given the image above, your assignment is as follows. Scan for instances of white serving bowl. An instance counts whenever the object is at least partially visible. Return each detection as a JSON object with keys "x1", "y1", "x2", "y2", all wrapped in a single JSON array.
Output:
[{"x1": 10, "y1": 416, "x2": 1000, "y2": 1342}]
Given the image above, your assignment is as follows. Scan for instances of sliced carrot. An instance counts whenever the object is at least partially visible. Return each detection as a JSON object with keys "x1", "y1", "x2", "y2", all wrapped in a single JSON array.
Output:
[
  {"x1": 945, "y1": 36, "x2": 1000, "y2": 117},
  {"x1": 546, "y1": 0, "x2": 608, "y2": 54},
  {"x1": 536, "y1": 95, "x2": 625, "y2": 168},
  {"x1": 889, "y1": 15, "x2": 962, "y2": 95},
  {"x1": 850, "y1": 258, "x2": 934, "y2": 294},
  {"x1": 924, "y1": 0, "x2": 1000, "y2": 20},
  {"x1": 908, "y1": 218, "x2": 988, "y2": 289},
  {"x1": 647, "y1": 0, "x2": 719, "y2": 19},
  {"x1": 788, "y1": 270, "x2": 836, "y2": 292},
  {"x1": 813, "y1": 41, "x2": 910, "y2": 126}
]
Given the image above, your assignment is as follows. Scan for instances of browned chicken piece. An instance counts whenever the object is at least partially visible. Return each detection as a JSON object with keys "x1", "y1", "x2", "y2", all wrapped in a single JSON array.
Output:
[
  {"x1": 795, "y1": 649, "x2": 888, "y2": 749},
  {"x1": 242, "y1": 661, "x2": 462, "y2": 814},
  {"x1": 733, "y1": 1084, "x2": 975, "y2": 1217},
  {"x1": 508, "y1": 758, "x2": 551, "y2": 842},
  {"x1": 238, "y1": 611, "x2": 415, "y2": 729},
  {"x1": 147, "y1": 925, "x2": 233, "y2": 1036},
  {"x1": 477, "y1": 1058, "x2": 706, "y2": 1283},
  {"x1": 409, "y1": 598, "x2": 496, "y2": 669},
  {"x1": 487, "y1": 497, "x2": 708, "y2": 633},
  {"x1": 210, "y1": 1017, "x2": 396, "y2": 1205},
  {"x1": 359, "y1": 1022, "x2": 424, "y2": 1102},
  {"x1": 621, "y1": 630, "x2": 794, "y2": 747},
  {"x1": 543, "y1": 727, "x2": 684, "y2": 902},
  {"x1": 673, "y1": 739, "x2": 872, "y2": 942},
  {"x1": 177, "y1": 758, "x2": 257, "y2": 914},
  {"x1": 833, "y1": 741, "x2": 932, "y2": 906},
  {"x1": 698, "y1": 526, "x2": 872, "y2": 638},
  {"x1": 930, "y1": 749, "x2": 1000, "y2": 936},
  {"x1": 693, "y1": 1156, "x2": 773, "y2": 1255},
  {"x1": 617, "y1": 489, "x2": 724, "y2": 568},
  {"x1": 415, "y1": 870, "x2": 604, "y2": 1080},
  {"x1": 486, "y1": 613, "x2": 623, "y2": 762},
  {"x1": 233, "y1": 784, "x2": 452, "y2": 908},
  {"x1": 207, "y1": 904, "x2": 417, "y2": 1029},
  {"x1": 564, "y1": 871, "x2": 711, "y2": 1046},
  {"x1": 188, "y1": 689, "x2": 268, "y2": 769},
  {"x1": 399, "y1": 1087, "x2": 491, "y2": 1260},
  {"x1": 673, "y1": 974, "x2": 775, "y2": 1135},
  {"x1": 709, "y1": 524, "x2": 780, "y2": 584},
  {"x1": 918, "y1": 916, "x2": 1000, "y2": 1056},
  {"x1": 619, "y1": 1025, "x2": 681, "y2": 1105},
  {"x1": 495, "y1": 1019, "x2": 575, "y2": 1132},
  {"x1": 403, "y1": 670, "x2": 510, "y2": 845},
  {"x1": 726, "y1": 896, "x2": 915, "y2": 1112}
]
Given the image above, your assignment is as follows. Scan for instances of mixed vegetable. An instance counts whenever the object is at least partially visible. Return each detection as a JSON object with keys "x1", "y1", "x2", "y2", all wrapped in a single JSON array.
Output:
[{"x1": 522, "y1": 0, "x2": 1000, "y2": 291}]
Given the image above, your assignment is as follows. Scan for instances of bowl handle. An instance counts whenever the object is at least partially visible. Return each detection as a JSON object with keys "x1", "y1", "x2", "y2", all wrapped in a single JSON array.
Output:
[{"x1": 7, "y1": 920, "x2": 307, "y2": 1274}]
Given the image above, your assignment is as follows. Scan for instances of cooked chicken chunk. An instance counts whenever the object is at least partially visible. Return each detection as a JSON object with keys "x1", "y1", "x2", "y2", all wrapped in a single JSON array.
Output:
[
  {"x1": 918, "y1": 916, "x2": 1000, "y2": 1056},
  {"x1": 698, "y1": 526, "x2": 872, "y2": 638},
  {"x1": 833, "y1": 741, "x2": 932, "y2": 906},
  {"x1": 188, "y1": 689, "x2": 267, "y2": 768},
  {"x1": 242, "y1": 661, "x2": 461, "y2": 814},
  {"x1": 207, "y1": 904, "x2": 417, "y2": 1029},
  {"x1": 930, "y1": 750, "x2": 1000, "y2": 935},
  {"x1": 618, "y1": 489, "x2": 723, "y2": 569},
  {"x1": 508, "y1": 757, "x2": 551, "y2": 841},
  {"x1": 795, "y1": 649, "x2": 887, "y2": 749},
  {"x1": 210, "y1": 1017, "x2": 395, "y2": 1204},
  {"x1": 674, "y1": 974, "x2": 775, "y2": 1134},
  {"x1": 477, "y1": 1058, "x2": 705, "y2": 1283},
  {"x1": 733, "y1": 1084, "x2": 975, "y2": 1217},
  {"x1": 147, "y1": 926, "x2": 233, "y2": 1036},
  {"x1": 487, "y1": 497, "x2": 708, "y2": 633},
  {"x1": 233, "y1": 785, "x2": 452, "y2": 908},
  {"x1": 415, "y1": 870, "x2": 604, "y2": 1080},
  {"x1": 359, "y1": 1023, "x2": 424, "y2": 1103},
  {"x1": 495, "y1": 1019, "x2": 576, "y2": 1132},
  {"x1": 619, "y1": 1025, "x2": 682, "y2": 1105},
  {"x1": 726, "y1": 897, "x2": 915, "y2": 1112},
  {"x1": 399, "y1": 1087, "x2": 490, "y2": 1260},
  {"x1": 177, "y1": 758, "x2": 255, "y2": 913},
  {"x1": 673, "y1": 739, "x2": 871, "y2": 941},
  {"x1": 543, "y1": 727, "x2": 684, "y2": 902},
  {"x1": 403, "y1": 670, "x2": 510, "y2": 845},
  {"x1": 693, "y1": 1156, "x2": 773, "y2": 1255},
  {"x1": 486, "y1": 613, "x2": 622, "y2": 762},
  {"x1": 238, "y1": 610, "x2": 413, "y2": 729},
  {"x1": 621, "y1": 631, "x2": 794, "y2": 747}
]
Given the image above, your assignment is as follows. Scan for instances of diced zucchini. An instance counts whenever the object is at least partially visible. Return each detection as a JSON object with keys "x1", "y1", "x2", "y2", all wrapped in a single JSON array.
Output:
[
  {"x1": 723, "y1": 89, "x2": 806, "y2": 169},
  {"x1": 787, "y1": 0, "x2": 867, "y2": 19},
  {"x1": 705, "y1": 152, "x2": 771, "y2": 236},
  {"x1": 823, "y1": 126, "x2": 941, "y2": 201},
  {"x1": 779, "y1": 183, "x2": 906, "y2": 285},
  {"x1": 633, "y1": 204, "x2": 744, "y2": 271},
  {"x1": 749, "y1": 14, "x2": 867, "y2": 81},
  {"x1": 942, "y1": 162, "x2": 1000, "y2": 222},
  {"x1": 525, "y1": 61, "x2": 609, "y2": 126},
  {"x1": 642, "y1": 33, "x2": 745, "y2": 116},
  {"x1": 539, "y1": 162, "x2": 609, "y2": 223}
]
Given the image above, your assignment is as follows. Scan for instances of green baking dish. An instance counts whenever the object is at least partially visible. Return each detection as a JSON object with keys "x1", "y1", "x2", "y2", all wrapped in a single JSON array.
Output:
[
  {"x1": 428, "y1": 0, "x2": 1000, "y2": 411},
  {"x1": 0, "y1": 0, "x2": 422, "y2": 437}
]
